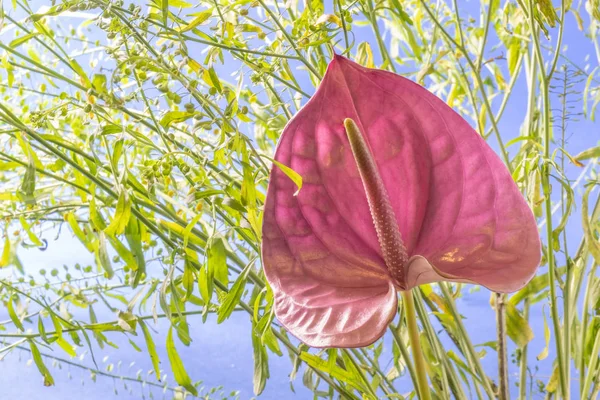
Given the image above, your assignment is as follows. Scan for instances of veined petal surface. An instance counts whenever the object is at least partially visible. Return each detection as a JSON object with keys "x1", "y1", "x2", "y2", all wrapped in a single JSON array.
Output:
[{"x1": 262, "y1": 55, "x2": 541, "y2": 348}]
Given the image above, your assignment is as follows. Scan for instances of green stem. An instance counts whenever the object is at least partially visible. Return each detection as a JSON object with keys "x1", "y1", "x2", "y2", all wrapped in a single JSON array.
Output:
[
  {"x1": 366, "y1": 1, "x2": 396, "y2": 72},
  {"x1": 255, "y1": 0, "x2": 322, "y2": 80},
  {"x1": 413, "y1": 289, "x2": 465, "y2": 399},
  {"x1": 390, "y1": 323, "x2": 420, "y2": 398},
  {"x1": 439, "y1": 283, "x2": 496, "y2": 398},
  {"x1": 402, "y1": 290, "x2": 431, "y2": 400},
  {"x1": 527, "y1": 0, "x2": 568, "y2": 396},
  {"x1": 519, "y1": 299, "x2": 530, "y2": 399},
  {"x1": 496, "y1": 292, "x2": 509, "y2": 400},
  {"x1": 475, "y1": 0, "x2": 494, "y2": 71}
]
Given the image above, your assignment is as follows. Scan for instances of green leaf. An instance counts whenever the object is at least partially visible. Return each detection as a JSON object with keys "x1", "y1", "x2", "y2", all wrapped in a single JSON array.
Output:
[
  {"x1": 56, "y1": 337, "x2": 76, "y2": 357},
  {"x1": 69, "y1": 59, "x2": 91, "y2": 88},
  {"x1": 38, "y1": 316, "x2": 48, "y2": 343},
  {"x1": 29, "y1": 341, "x2": 54, "y2": 386},
  {"x1": 89, "y1": 196, "x2": 106, "y2": 231},
  {"x1": 546, "y1": 364, "x2": 559, "y2": 393},
  {"x1": 166, "y1": 327, "x2": 197, "y2": 396},
  {"x1": 272, "y1": 160, "x2": 302, "y2": 195},
  {"x1": 159, "y1": 111, "x2": 195, "y2": 128},
  {"x1": 207, "y1": 67, "x2": 222, "y2": 93},
  {"x1": 1, "y1": 235, "x2": 12, "y2": 268},
  {"x1": 537, "y1": 307, "x2": 550, "y2": 360},
  {"x1": 584, "y1": 67, "x2": 598, "y2": 118},
  {"x1": 108, "y1": 236, "x2": 138, "y2": 271},
  {"x1": 10, "y1": 33, "x2": 38, "y2": 48},
  {"x1": 583, "y1": 184, "x2": 600, "y2": 266},
  {"x1": 7, "y1": 295, "x2": 24, "y2": 331},
  {"x1": 66, "y1": 212, "x2": 93, "y2": 252},
  {"x1": 160, "y1": 0, "x2": 191, "y2": 7},
  {"x1": 510, "y1": 266, "x2": 567, "y2": 305},
  {"x1": 125, "y1": 218, "x2": 146, "y2": 287},
  {"x1": 300, "y1": 352, "x2": 367, "y2": 393},
  {"x1": 252, "y1": 329, "x2": 269, "y2": 395},
  {"x1": 159, "y1": 220, "x2": 205, "y2": 247},
  {"x1": 19, "y1": 216, "x2": 43, "y2": 247},
  {"x1": 1, "y1": 54, "x2": 14, "y2": 87},
  {"x1": 176, "y1": 8, "x2": 213, "y2": 32},
  {"x1": 198, "y1": 261, "x2": 212, "y2": 306},
  {"x1": 183, "y1": 213, "x2": 202, "y2": 249},
  {"x1": 505, "y1": 302, "x2": 534, "y2": 347},
  {"x1": 111, "y1": 138, "x2": 124, "y2": 173},
  {"x1": 97, "y1": 232, "x2": 115, "y2": 279},
  {"x1": 583, "y1": 318, "x2": 600, "y2": 395},
  {"x1": 217, "y1": 265, "x2": 249, "y2": 323},
  {"x1": 238, "y1": 23, "x2": 263, "y2": 33},
  {"x1": 101, "y1": 124, "x2": 123, "y2": 135},
  {"x1": 92, "y1": 74, "x2": 108, "y2": 95},
  {"x1": 182, "y1": 258, "x2": 195, "y2": 301},
  {"x1": 207, "y1": 235, "x2": 228, "y2": 286},
  {"x1": 50, "y1": 312, "x2": 63, "y2": 337},
  {"x1": 139, "y1": 319, "x2": 161, "y2": 380},
  {"x1": 18, "y1": 159, "x2": 36, "y2": 204},
  {"x1": 104, "y1": 190, "x2": 132, "y2": 236},
  {"x1": 117, "y1": 310, "x2": 137, "y2": 333},
  {"x1": 574, "y1": 146, "x2": 600, "y2": 161}
]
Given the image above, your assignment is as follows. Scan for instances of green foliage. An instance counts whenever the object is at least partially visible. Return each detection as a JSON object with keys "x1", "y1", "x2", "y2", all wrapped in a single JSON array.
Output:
[{"x1": 0, "y1": 0, "x2": 598, "y2": 399}]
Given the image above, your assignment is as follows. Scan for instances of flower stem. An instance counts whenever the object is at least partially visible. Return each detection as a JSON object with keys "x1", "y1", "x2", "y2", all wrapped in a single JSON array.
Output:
[
  {"x1": 495, "y1": 292, "x2": 509, "y2": 400},
  {"x1": 402, "y1": 290, "x2": 431, "y2": 400}
]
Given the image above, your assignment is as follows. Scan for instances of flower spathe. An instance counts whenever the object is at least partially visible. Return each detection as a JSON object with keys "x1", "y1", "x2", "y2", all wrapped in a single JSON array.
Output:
[{"x1": 261, "y1": 55, "x2": 541, "y2": 348}]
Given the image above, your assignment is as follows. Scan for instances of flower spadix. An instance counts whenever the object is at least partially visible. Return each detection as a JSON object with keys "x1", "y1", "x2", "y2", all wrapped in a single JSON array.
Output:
[{"x1": 261, "y1": 55, "x2": 541, "y2": 348}]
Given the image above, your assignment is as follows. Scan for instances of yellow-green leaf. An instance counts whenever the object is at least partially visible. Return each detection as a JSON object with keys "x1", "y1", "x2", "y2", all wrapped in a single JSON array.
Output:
[
  {"x1": 29, "y1": 340, "x2": 54, "y2": 386},
  {"x1": 96, "y1": 232, "x2": 115, "y2": 279},
  {"x1": 574, "y1": 146, "x2": 600, "y2": 161},
  {"x1": 583, "y1": 184, "x2": 600, "y2": 266},
  {"x1": 10, "y1": 33, "x2": 38, "y2": 48},
  {"x1": 300, "y1": 352, "x2": 367, "y2": 393},
  {"x1": 69, "y1": 59, "x2": 91, "y2": 88},
  {"x1": 104, "y1": 191, "x2": 132, "y2": 236},
  {"x1": 139, "y1": 320, "x2": 161, "y2": 381},
  {"x1": 56, "y1": 337, "x2": 76, "y2": 357},
  {"x1": 176, "y1": 9, "x2": 213, "y2": 32},
  {"x1": 207, "y1": 236, "x2": 228, "y2": 286},
  {"x1": 0, "y1": 235, "x2": 12, "y2": 268},
  {"x1": 272, "y1": 160, "x2": 302, "y2": 196},
  {"x1": 159, "y1": 220, "x2": 205, "y2": 247},
  {"x1": 7, "y1": 295, "x2": 24, "y2": 331},
  {"x1": 206, "y1": 67, "x2": 222, "y2": 93},
  {"x1": 92, "y1": 74, "x2": 108, "y2": 95},
  {"x1": 19, "y1": 216, "x2": 43, "y2": 247},
  {"x1": 166, "y1": 327, "x2": 198, "y2": 395},
  {"x1": 252, "y1": 329, "x2": 269, "y2": 395},
  {"x1": 66, "y1": 212, "x2": 93, "y2": 252},
  {"x1": 537, "y1": 307, "x2": 550, "y2": 360},
  {"x1": 217, "y1": 265, "x2": 248, "y2": 323},
  {"x1": 159, "y1": 111, "x2": 195, "y2": 128},
  {"x1": 505, "y1": 302, "x2": 534, "y2": 347}
]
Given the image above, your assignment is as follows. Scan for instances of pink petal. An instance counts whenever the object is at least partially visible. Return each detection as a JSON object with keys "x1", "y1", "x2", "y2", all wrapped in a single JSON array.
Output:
[
  {"x1": 261, "y1": 55, "x2": 540, "y2": 347},
  {"x1": 262, "y1": 169, "x2": 398, "y2": 348}
]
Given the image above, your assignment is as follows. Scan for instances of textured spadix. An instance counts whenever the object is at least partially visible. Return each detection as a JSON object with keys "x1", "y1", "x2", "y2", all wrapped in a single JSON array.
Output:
[{"x1": 261, "y1": 55, "x2": 541, "y2": 348}]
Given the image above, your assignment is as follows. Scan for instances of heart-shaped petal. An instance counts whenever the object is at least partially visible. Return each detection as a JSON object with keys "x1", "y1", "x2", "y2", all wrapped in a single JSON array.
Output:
[{"x1": 261, "y1": 55, "x2": 541, "y2": 348}]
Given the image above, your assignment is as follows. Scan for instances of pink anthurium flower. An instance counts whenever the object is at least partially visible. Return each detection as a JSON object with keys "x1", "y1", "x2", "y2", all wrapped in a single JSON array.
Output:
[{"x1": 261, "y1": 55, "x2": 541, "y2": 349}]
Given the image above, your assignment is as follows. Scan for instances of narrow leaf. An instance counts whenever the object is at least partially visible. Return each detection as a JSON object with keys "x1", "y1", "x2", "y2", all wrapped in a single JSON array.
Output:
[{"x1": 166, "y1": 327, "x2": 197, "y2": 395}]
